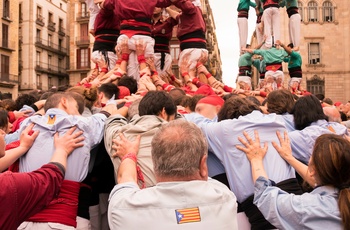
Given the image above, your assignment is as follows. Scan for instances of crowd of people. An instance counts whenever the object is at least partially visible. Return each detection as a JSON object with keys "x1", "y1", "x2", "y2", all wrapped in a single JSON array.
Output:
[{"x1": 0, "y1": 0, "x2": 350, "y2": 229}]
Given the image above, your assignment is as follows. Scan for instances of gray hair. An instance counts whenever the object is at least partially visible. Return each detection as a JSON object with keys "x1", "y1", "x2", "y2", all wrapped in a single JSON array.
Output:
[{"x1": 151, "y1": 120, "x2": 208, "y2": 178}]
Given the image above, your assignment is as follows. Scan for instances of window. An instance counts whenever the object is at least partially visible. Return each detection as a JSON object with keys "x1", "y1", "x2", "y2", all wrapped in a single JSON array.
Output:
[
  {"x1": 307, "y1": 75, "x2": 324, "y2": 95},
  {"x1": 308, "y1": 1, "x2": 318, "y2": 22},
  {"x1": 1, "y1": 55, "x2": 9, "y2": 81},
  {"x1": 36, "y1": 51, "x2": 41, "y2": 66},
  {"x1": 2, "y1": 24, "x2": 8, "y2": 48},
  {"x1": 3, "y1": 0, "x2": 9, "y2": 19},
  {"x1": 59, "y1": 18, "x2": 63, "y2": 30},
  {"x1": 58, "y1": 38, "x2": 63, "y2": 51},
  {"x1": 298, "y1": 1, "x2": 303, "y2": 21},
  {"x1": 77, "y1": 48, "x2": 90, "y2": 69},
  {"x1": 37, "y1": 6, "x2": 43, "y2": 20},
  {"x1": 48, "y1": 34, "x2": 52, "y2": 47},
  {"x1": 48, "y1": 77, "x2": 52, "y2": 88},
  {"x1": 308, "y1": 42, "x2": 321, "y2": 64},
  {"x1": 19, "y1": 3, "x2": 23, "y2": 21},
  {"x1": 80, "y1": 23, "x2": 89, "y2": 38},
  {"x1": 36, "y1": 29, "x2": 41, "y2": 42},
  {"x1": 48, "y1": 12, "x2": 53, "y2": 23},
  {"x1": 48, "y1": 55, "x2": 52, "y2": 69},
  {"x1": 82, "y1": 3, "x2": 88, "y2": 17},
  {"x1": 323, "y1": 1, "x2": 334, "y2": 22}
]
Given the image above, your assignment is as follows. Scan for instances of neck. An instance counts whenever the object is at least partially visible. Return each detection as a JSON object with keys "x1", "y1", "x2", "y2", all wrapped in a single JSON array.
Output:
[{"x1": 156, "y1": 174, "x2": 207, "y2": 183}]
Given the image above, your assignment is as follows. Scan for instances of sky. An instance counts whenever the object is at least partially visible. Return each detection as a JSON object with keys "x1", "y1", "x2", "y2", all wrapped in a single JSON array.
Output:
[{"x1": 208, "y1": 0, "x2": 256, "y2": 87}]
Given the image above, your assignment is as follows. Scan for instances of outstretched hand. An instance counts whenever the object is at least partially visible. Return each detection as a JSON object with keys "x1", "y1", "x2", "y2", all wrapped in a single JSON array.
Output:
[
  {"x1": 272, "y1": 131, "x2": 293, "y2": 162},
  {"x1": 112, "y1": 133, "x2": 141, "y2": 159},
  {"x1": 54, "y1": 126, "x2": 85, "y2": 156},
  {"x1": 236, "y1": 130, "x2": 268, "y2": 162},
  {"x1": 19, "y1": 123, "x2": 40, "y2": 150}
]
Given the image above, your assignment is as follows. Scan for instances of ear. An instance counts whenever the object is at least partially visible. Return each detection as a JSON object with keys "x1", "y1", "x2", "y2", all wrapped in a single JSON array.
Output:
[
  {"x1": 60, "y1": 97, "x2": 68, "y2": 110},
  {"x1": 158, "y1": 107, "x2": 167, "y2": 120},
  {"x1": 199, "y1": 154, "x2": 208, "y2": 179},
  {"x1": 215, "y1": 105, "x2": 221, "y2": 113}
]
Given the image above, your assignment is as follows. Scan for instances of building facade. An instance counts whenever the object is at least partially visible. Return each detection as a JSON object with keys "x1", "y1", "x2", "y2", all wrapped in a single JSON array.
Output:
[
  {"x1": 18, "y1": 0, "x2": 69, "y2": 93},
  {"x1": 251, "y1": 0, "x2": 350, "y2": 102},
  {"x1": 0, "y1": 0, "x2": 19, "y2": 99}
]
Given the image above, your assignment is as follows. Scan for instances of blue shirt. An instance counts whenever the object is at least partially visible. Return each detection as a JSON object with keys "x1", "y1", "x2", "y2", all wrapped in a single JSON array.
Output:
[
  {"x1": 289, "y1": 120, "x2": 348, "y2": 164},
  {"x1": 18, "y1": 108, "x2": 107, "y2": 182},
  {"x1": 254, "y1": 176, "x2": 341, "y2": 229},
  {"x1": 186, "y1": 111, "x2": 296, "y2": 202}
]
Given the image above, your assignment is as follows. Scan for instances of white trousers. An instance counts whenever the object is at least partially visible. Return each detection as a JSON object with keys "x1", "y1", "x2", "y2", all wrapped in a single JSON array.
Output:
[
  {"x1": 263, "y1": 7, "x2": 280, "y2": 48},
  {"x1": 289, "y1": 13, "x2": 301, "y2": 48},
  {"x1": 117, "y1": 34, "x2": 155, "y2": 81},
  {"x1": 237, "y1": 17, "x2": 249, "y2": 51}
]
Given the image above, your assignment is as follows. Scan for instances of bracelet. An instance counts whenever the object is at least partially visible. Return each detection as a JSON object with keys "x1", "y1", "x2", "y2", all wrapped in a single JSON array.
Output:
[
  {"x1": 116, "y1": 59, "x2": 122, "y2": 65},
  {"x1": 205, "y1": 73, "x2": 212, "y2": 79},
  {"x1": 137, "y1": 55, "x2": 146, "y2": 64},
  {"x1": 192, "y1": 77, "x2": 199, "y2": 85},
  {"x1": 113, "y1": 71, "x2": 123, "y2": 78},
  {"x1": 101, "y1": 67, "x2": 108, "y2": 73},
  {"x1": 124, "y1": 102, "x2": 132, "y2": 108},
  {"x1": 122, "y1": 53, "x2": 130, "y2": 61},
  {"x1": 121, "y1": 153, "x2": 137, "y2": 162},
  {"x1": 181, "y1": 72, "x2": 189, "y2": 77},
  {"x1": 170, "y1": 75, "x2": 176, "y2": 81},
  {"x1": 152, "y1": 71, "x2": 158, "y2": 76}
]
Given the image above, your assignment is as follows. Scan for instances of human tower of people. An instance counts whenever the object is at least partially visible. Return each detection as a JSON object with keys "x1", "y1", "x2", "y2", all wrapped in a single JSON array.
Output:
[{"x1": 0, "y1": 0, "x2": 350, "y2": 230}]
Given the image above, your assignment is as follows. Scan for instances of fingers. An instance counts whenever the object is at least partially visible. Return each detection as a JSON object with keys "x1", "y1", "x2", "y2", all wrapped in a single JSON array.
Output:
[
  {"x1": 254, "y1": 130, "x2": 261, "y2": 144},
  {"x1": 24, "y1": 123, "x2": 35, "y2": 133},
  {"x1": 243, "y1": 131, "x2": 254, "y2": 144},
  {"x1": 31, "y1": 130, "x2": 40, "y2": 140},
  {"x1": 237, "y1": 136, "x2": 249, "y2": 148},
  {"x1": 66, "y1": 126, "x2": 78, "y2": 135}
]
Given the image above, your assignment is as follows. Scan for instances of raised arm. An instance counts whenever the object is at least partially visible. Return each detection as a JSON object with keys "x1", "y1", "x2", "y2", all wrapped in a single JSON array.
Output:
[{"x1": 272, "y1": 131, "x2": 316, "y2": 187}]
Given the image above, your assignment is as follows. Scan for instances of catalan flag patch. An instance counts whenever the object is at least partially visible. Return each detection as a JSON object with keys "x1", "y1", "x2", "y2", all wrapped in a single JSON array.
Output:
[
  {"x1": 175, "y1": 207, "x2": 201, "y2": 224},
  {"x1": 47, "y1": 114, "x2": 56, "y2": 125}
]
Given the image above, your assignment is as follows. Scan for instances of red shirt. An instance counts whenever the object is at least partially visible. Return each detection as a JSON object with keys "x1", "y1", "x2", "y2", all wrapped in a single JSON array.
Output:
[
  {"x1": 173, "y1": 0, "x2": 206, "y2": 38},
  {"x1": 94, "y1": 0, "x2": 120, "y2": 33},
  {"x1": 0, "y1": 164, "x2": 64, "y2": 230}
]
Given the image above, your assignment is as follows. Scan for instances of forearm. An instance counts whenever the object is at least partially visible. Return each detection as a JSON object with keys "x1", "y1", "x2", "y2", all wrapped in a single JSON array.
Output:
[
  {"x1": 49, "y1": 149, "x2": 69, "y2": 171},
  {"x1": 117, "y1": 158, "x2": 137, "y2": 184},
  {"x1": 0, "y1": 146, "x2": 28, "y2": 171},
  {"x1": 284, "y1": 156, "x2": 316, "y2": 186},
  {"x1": 250, "y1": 159, "x2": 268, "y2": 183}
]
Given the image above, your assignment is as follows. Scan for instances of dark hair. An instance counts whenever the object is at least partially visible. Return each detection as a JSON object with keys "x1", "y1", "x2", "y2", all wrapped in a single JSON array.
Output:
[
  {"x1": 0, "y1": 99, "x2": 16, "y2": 111},
  {"x1": 287, "y1": 43, "x2": 294, "y2": 48},
  {"x1": 322, "y1": 97, "x2": 333, "y2": 105},
  {"x1": 15, "y1": 94, "x2": 37, "y2": 111},
  {"x1": 315, "y1": 94, "x2": 325, "y2": 101},
  {"x1": 246, "y1": 96, "x2": 261, "y2": 106},
  {"x1": 138, "y1": 91, "x2": 176, "y2": 117},
  {"x1": 180, "y1": 94, "x2": 205, "y2": 112},
  {"x1": 0, "y1": 109, "x2": 8, "y2": 131},
  {"x1": 218, "y1": 97, "x2": 261, "y2": 121},
  {"x1": 98, "y1": 83, "x2": 120, "y2": 100},
  {"x1": 311, "y1": 134, "x2": 350, "y2": 229},
  {"x1": 117, "y1": 75, "x2": 138, "y2": 94},
  {"x1": 168, "y1": 88, "x2": 186, "y2": 106},
  {"x1": 292, "y1": 95, "x2": 328, "y2": 130},
  {"x1": 66, "y1": 86, "x2": 98, "y2": 110},
  {"x1": 340, "y1": 111, "x2": 347, "y2": 121},
  {"x1": 267, "y1": 89, "x2": 295, "y2": 114}
]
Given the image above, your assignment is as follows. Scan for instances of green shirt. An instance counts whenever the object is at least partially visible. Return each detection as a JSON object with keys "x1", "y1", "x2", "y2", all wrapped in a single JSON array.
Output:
[
  {"x1": 237, "y1": 0, "x2": 256, "y2": 11},
  {"x1": 287, "y1": 51, "x2": 302, "y2": 68},
  {"x1": 285, "y1": 0, "x2": 298, "y2": 8},
  {"x1": 253, "y1": 48, "x2": 288, "y2": 64},
  {"x1": 238, "y1": 52, "x2": 253, "y2": 67}
]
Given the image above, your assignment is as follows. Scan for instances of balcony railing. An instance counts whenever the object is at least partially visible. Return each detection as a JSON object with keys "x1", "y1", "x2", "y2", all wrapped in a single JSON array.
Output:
[
  {"x1": 35, "y1": 61, "x2": 68, "y2": 76},
  {"x1": 0, "y1": 39, "x2": 15, "y2": 50},
  {"x1": 36, "y1": 15, "x2": 45, "y2": 26},
  {"x1": 0, "y1": 73, "x2": 19, "y2": 83},
  {"x1": 75, "y1": 36, "x2": 90, "y2": 46},
  {"x1": 48, "y1": 21, "x2": 56, "y2": 32},
  {"x1": 58, "y1": 27, "x2": 65, "y2": 36},
  {"x1": 76, "y1": 11, "x2": 89, "y2": 21},
  {"x1": 35, "y1": 37, "x2": 67, "y2": 54}
]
